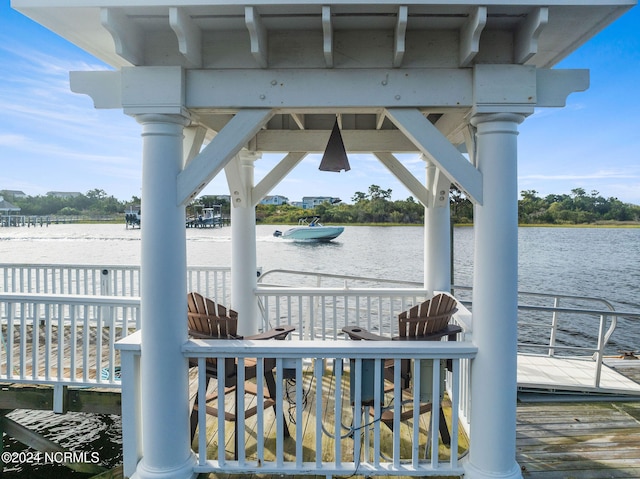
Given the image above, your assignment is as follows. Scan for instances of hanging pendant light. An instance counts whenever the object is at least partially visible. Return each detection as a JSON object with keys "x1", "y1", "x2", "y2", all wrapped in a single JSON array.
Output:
[{"x1": 319, "y1": 119, "x2": 351, "y2": 172}]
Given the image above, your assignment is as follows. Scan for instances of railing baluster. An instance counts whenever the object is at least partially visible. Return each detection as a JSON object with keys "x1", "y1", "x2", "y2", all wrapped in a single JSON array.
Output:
[
  {"x1": 412, "y1": 359, "x2": 421, "y2": 467},
  {"x1": 217, "y1": 356, "x2": 226, "y2": 466},
  {"x1": 450, "y1": 358, "x2": 460, "y2": 469},
  {"x1": 56, "y1": 303, "x2": 64, "y2": 381},
  {"x1": 352, "y1": 358, "x2": 362, "y2": 465},
  {"x1": 392, "y1": 357, "x2": 401, "y2": 466},
  {"x1": 256, "y1": 358, "x2": 265, "y2": 463},
  {"x1": 430, "y1": 359, "x2": 441, "y2": 468},
  {"x1": 197, "y1": 357, "x2": 207, "y2": 466},
  {"x1": 70, "y1": 305, "x2": 77, "y2": 380},
  {"x1": 237, "y1": 357, "x2": 246, "y2": 464},
  {"x1": 334, "y1": 357, "x2": 343, "y2": 468},
  {"x1": 83, "y1": 305, "x2": 90, "y2": 383},
  {"x1": 6, "y1": 301, "x2": 15, "y2": 378},
  {"x1": 372, "y1": 357, "x2": 382, "y2": 467},
  {"x1": 314, "y1": 358, "x2": 323, "y2": 468},
  {"x1": 275, "y1": 358, "x2": 284, "y2": 468},
  {"x1": 31, "y1": 302, "x2": 40, "y2": 380},
  {"x1": 295, "y1": 358, "x2": 303, "y2": 468},
  {"x1": 19, "y1": 299, "x2": 27, "y2": 379}
]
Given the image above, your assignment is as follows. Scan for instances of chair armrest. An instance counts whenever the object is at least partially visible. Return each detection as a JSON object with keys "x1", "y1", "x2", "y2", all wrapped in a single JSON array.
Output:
[
  {"x1": 342, "y1": 326, "x2": 386, "y2": 341},
  {"x1": 246, "y1": 325, "x2": 295, "y2": 340},
  {"x1": 188, "y1": 329, "x2": 242, "y2": 340}
]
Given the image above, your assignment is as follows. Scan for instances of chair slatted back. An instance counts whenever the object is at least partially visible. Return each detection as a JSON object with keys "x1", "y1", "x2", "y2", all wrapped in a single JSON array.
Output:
[
  {"x1": 398, "y1": 293, "x2": 458, "y2": 338},
  {"x1": 187, "y1": 292, "x2": 239, "y2": 339}
]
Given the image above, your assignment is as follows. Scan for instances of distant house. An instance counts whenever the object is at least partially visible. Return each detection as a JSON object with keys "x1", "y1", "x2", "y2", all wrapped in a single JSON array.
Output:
[
  {"x1": 0, "y1": 196, "x2": 21, "y2": 214},
  {"x1": 260, "y1": 195, "x2": 289, "y2": 206},
  {"x1": 300, "y1": 196, "x2": 342, "y2": 209},
  {"x1": 47, "y1": 191, "x2": 82, "y2": 199},
  {"x1": 1, "y1": 190, "x2": 26, "y2": 199}
]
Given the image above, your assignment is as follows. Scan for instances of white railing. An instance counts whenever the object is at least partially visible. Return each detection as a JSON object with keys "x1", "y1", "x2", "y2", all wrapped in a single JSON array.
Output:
[
  {"x1": 0, "y1": 292, "x2": 140, "y2": 391},
  {"x1": 116, "y1": 338, "x2": 476, "y2": 478},
  {"x1": 0, "y1": 263, "x2": 231, "y2": 303},
  {"x1": 257, "y1": 286, "x2": 436, "y2": 340}
]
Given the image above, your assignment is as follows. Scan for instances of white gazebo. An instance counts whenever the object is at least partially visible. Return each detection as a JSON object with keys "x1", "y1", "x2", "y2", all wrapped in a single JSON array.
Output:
[{"x1": 12, "y1": 1, "x2": 635, "y2": 479}]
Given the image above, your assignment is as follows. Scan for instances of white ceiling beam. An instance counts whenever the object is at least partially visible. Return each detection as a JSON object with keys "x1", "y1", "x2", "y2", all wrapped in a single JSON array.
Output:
[
  {"x1": 245, "y1": 6, "x2": 268, "y2": 68},
  {"x1": 374, "y1": 152, "x2": 431, "y2": 207},
  {"x1": 393, "y1": 6, "x2": 408, "y2": 68},
  {"x1": 253, "y1": 129, "x2": 418, "y2": 153},
  {"x1": 515, "y1": 7, "x2": 549, "y2": 64},
  {"x1": 385, "y1": 108, "x2": 482, "y2": 204},
  {"x1": 100, "y1": 8, "x2": 143, "y2": 66},
  {"x1": 177, "y1": 109, "x2": 274, "y2": 205},
  {"x1": 186, "y1": 68, "x2": 474, "y2": 109},
  {"x1": 459, "y1": 6, "x2": 486, "y2": 67},
  {"x1": 322, "y1": 5, "x2": 333, "y2": 68},
  {"x1": 252, "y1": 152, "x2": 307, "y2": 207},
  {"x1": 169, "y1": 7, "x2": 202, "y2": 68}
]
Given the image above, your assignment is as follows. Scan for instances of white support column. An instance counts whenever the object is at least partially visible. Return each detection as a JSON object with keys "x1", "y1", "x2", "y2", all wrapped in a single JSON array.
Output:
[
  {"x1": 464, "y1": 113, "x2": 524, "y2": 479},
  {"x1": 424, "y1": 158, "x2": 452, "y2": 293},
  {"x1": 134, "y1": 114, "x2": 196, "y2": 479},
  {"x1": 229, "y1": 152, "x2": 260, "y2": 335}
]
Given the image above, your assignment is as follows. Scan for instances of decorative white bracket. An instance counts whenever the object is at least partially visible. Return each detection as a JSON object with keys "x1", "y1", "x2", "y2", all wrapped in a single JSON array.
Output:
[
  {"x1": 393, "y1": 6, "x2": 408, "y2": 68},
  {"x1": 322, "y1": 6, "x2": 334, "y2": 68},
  {"x1": 101, "y1": 8, "x2": 143, "y2": 66},
  {"x1": 515, "y1": 7, "x2": 548, "y2": 64},
  {"x1": 246, "y1": 6, "x2": 268, "y2": 68},
  {"x1": 460, "y1": 6, "x2": 487, "y2": 67},
  {"x1": 183, "y1": 125, "x2": 207, "y2": 168},
  {"x1": 170, "y1": 7, "x2": 202, "y2": 68}
]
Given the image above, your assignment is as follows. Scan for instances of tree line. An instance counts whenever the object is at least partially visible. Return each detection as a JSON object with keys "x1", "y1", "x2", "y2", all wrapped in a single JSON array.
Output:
[
  {"x1": 3, "y1": 189, "x2": 135, "y2": 217},
  {"x1": 256, "y1": 185, "x2": 640, "y2": 225},
  {"x1": 4, "y1": 186, "x2": 639, "y2": 225}
]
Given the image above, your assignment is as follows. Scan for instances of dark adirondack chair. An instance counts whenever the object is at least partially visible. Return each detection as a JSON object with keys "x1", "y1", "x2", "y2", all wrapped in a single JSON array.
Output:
[
  {"x1": 187, "y1": 292, "x2": 295, "y2": 457},
  {"x1": 342, "y1": 293, "x2": 461, "y2": 444}
]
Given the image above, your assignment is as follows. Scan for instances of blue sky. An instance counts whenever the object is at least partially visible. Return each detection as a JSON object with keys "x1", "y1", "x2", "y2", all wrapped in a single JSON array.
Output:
[{"x1": 1, "y1": 2, "x2": 639, "y2": 205}]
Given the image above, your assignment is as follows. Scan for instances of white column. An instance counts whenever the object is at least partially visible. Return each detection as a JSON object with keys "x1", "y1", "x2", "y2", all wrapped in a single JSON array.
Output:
[
  {"x1": 134, "y1": 114, "x2": 196, "y2": 479},
  {"x1": 230, "y1": 153, "x2": 260, "y2": 336},
  {"x1": 465, "y1": 113, "x2": 524, "y2": 479},
  {"x1": 424, "y1": 158, "x2": 452, "y2": 293}
]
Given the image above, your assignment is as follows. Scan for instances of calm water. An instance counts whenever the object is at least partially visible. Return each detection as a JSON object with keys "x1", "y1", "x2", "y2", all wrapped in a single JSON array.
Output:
[{"x1": 1, "y1": 223, "x2": 639, "y2": 477}]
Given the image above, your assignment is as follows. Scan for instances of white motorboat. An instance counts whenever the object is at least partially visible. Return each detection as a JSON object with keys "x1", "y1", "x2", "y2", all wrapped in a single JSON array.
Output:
[{"x1": 274, "y1": 217, "x2": 344, "y2": 241}]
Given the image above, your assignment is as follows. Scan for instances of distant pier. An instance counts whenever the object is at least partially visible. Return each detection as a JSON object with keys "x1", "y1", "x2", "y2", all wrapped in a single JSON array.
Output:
[{"x1": 0, "y1": 215, "x2": 51, "y2": 227}]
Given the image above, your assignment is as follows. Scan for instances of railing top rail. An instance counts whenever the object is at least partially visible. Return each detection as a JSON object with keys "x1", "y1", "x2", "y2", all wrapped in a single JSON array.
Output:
[
  {"x1": 518, "y1": 303, "x2": 640, "y2": 319},
  {"x1": 182, "y1": 338, "x2": 477, "y2": 359},
  {"x1": 258, "y1": 268, "x2": 422, "y2": 286},
  {"x1": 453, "y1": 284, "x2": 620, "y2": 312},
  {"x1": 0, "y1": 292, "x2": 141, "y2": 306},
  {"x1": 0, "y1": 263, "x2": 139, "y2": 270},
  {"x1": 0, "y1": 263, "x2": 231, "y2": 271},
  {"x1": 256, "y1": 285, "x2": 430, "y2": 296}
]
